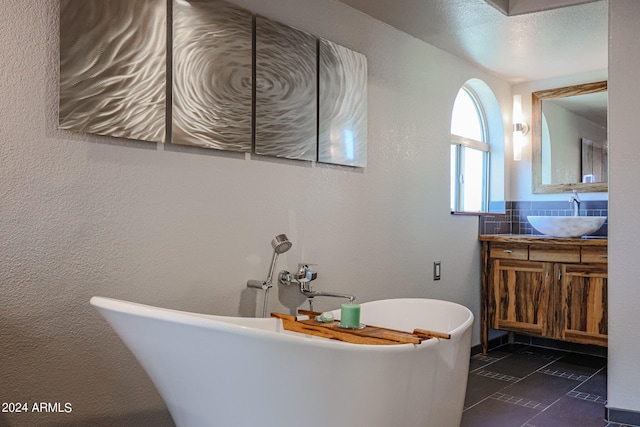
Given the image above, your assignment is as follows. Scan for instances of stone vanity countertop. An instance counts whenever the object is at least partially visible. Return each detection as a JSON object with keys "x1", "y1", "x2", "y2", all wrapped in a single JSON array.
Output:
[{"x1": 479, "y1": 234, "x2": 608, "y2": 246}]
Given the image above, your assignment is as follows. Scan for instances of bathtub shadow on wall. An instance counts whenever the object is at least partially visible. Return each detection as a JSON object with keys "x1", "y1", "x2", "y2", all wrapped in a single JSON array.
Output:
[
  {"x1": 238, "y1": 287, "x2": 260, "y2": 317},
  {"x1": 239, "y1": 282, "x2": 310, "y2": 317}
]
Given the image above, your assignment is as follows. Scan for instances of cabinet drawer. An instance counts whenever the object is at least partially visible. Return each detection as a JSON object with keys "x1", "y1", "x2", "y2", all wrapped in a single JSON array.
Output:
[
  {"x1": 529, "y1": 244, "x2": 580, "y2": 263},
  {"x1": 582, "y1": 247, "x2": 608, "y2": 264},
  {"x1": 489, "y1": 244, "x2": 528, "y2": 260}
]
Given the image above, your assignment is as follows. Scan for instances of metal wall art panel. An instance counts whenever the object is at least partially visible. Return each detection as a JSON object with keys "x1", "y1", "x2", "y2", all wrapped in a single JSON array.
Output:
[
  {"x1": 255, "y1": 16, "x2": 317, "y2": 161},
  {"x1": 318, "y1": 39, "x2": 368, "y2": 167},
  {"x1": 172, "y1": 0, "x2": 253, "y2": 151},
  {"x1": 59, "y1": 0, "x2": 166, "y2": 143}
]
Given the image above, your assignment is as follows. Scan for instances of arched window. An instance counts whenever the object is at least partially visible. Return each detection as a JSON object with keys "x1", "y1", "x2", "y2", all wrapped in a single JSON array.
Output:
[{"x1": 450, "y1": 85, "x2": 489, "y2": 212}]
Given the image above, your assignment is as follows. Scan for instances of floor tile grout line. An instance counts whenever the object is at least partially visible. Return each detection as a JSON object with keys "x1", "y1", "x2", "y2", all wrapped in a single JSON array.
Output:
[
  {"x1": 464, "y1": 346, "x2": 567, "y2": 413},
  {"x1": 520, "y1": 355, "x2": 608, "y2": 426},
  {"x1": 475, "y1": 369, "x2": 521, "y2": 383},
  {"x1": 468, "y1": 347, "x2": 522, "y2": 373},
  {"x1": 491, "y1": 392, "x2": 550, "y2": 410},
  {"x1": 536, "y1": 367, "x2": 591, "y2": 381},
  {"x1": 462, "y1": 395, "x2": 492, "y2": 413},
  {"x1": 566, "y1": 389, "x2": 607, "y2": 404},
  {"x1": 463, "y1": 352, "x2": 564, "y2": 413},
  {"x1": 463, "y1": 349, "x2": 533, "y2": 412},
  {"x1": 564, "y1": 364, "x2": 608, "y2": 404},
  {"x1": 518, "y1": 396, "x2": 564, "y2": 427},
  {"x1": 471, "y1": 344, "x2": 565, "y2": 375},
  {"x1": 464, "y1": 346, "x2": 610, "y2": 427},
  {"x1": 515, "y1": 358, "x2": 607, "y2": 427},
  {"x1": 567, "y1": 364, "x2": 606, "y2": 393}
]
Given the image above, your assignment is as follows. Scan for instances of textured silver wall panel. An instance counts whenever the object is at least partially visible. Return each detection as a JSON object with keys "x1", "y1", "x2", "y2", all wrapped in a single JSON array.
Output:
[
  {"x1": 59, "y1": 0, "x2": 166, "y2": 143},
  {"x1": 318, "y1": 39, "x2": 368, "y2": 167},
  {"x1": 255, "y1": 16, "x2": 317, "y2": 161},
  {"x1": 172, "y1": 0, "x2": 253, "y2": 151}
]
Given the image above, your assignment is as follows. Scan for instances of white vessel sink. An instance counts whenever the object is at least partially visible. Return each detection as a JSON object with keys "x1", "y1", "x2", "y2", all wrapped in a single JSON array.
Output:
[{"x1": 527, "y1": 216, "x2": 607, "y2": 238}]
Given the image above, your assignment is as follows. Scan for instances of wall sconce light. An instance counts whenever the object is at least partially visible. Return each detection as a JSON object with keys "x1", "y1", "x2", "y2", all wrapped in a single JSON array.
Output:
[{"x1": 512, "y1": 94, "x2": 529, "y2": 161}]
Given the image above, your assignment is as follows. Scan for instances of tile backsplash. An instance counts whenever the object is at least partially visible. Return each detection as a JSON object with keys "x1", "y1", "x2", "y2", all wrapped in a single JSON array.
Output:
[{"x1": 480, "y1": 200, "x2": 608, "y2": 236}]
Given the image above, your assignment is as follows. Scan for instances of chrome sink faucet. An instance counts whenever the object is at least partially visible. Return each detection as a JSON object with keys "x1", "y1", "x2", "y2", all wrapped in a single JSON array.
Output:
[
  {"x1": 279, "y1": 263, "x2": 355, "y2": 311},
  {"x1": 569, "y1": 190, "x2": 581, "y2": 216}
]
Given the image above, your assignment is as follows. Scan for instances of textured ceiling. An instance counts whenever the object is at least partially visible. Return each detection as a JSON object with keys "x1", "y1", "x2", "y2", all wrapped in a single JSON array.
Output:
[{"x1": 337, "y1": 0, "x2": 608, "y2": 83}]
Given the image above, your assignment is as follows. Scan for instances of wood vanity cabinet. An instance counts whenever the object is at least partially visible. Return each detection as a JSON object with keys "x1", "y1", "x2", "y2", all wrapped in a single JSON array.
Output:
[{"x1": 480, "y1": 236, "x2": 608, "y2": 354}]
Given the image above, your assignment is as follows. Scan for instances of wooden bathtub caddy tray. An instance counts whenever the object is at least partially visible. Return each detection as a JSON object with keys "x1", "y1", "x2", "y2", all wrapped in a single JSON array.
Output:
[{"x1": 271, "y1": 310, "x2": 451, "y2": 345}]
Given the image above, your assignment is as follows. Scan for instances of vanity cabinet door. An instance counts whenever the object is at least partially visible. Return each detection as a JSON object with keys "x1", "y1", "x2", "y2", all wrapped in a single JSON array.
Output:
[
  {"x1": 559, "y1": 263, "x2": 608, "y2": 346},
  {"x1": 491, "y1": 259, "x2": 554, "y2": 337}
]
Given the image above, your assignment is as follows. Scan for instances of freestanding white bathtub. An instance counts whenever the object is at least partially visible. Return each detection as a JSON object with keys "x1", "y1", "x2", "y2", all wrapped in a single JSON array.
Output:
[{"x1": 91, "y1": 297, "x2": 473, "y2": 427}]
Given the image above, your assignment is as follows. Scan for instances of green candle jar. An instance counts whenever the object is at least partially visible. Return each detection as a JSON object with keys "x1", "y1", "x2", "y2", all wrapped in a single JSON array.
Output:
[{"x1": 340, "y1": 303, "x2": 361, "y2": 328}]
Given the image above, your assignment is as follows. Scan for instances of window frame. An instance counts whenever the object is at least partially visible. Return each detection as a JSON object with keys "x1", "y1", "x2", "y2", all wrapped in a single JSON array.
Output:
[{"x1": 450, "y1": 85, "x2": 490, "y2": 213}]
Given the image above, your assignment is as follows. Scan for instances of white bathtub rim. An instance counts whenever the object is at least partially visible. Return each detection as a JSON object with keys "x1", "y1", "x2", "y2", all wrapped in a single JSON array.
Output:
[
  {"x1": 332, "y1": 297, "x2": 475, "y2": 337},
  {"x1": 90, "y1": 296, "x2": 472, "y2": 352},
  {"x1": 92, "y1": 296, "x2": 423, "y2": 353}
]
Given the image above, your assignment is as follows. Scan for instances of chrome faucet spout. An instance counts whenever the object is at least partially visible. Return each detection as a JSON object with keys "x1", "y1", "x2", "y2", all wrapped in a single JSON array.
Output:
[
  {"x1": 569, "y1": 190, "x2": 581, "y2": 216},
  {"x1": 301, "y1": 289, "x2": 356, "y2": 303},
  {"x1": 278, "y1": 265, "x2": 356, "y2": 309}
]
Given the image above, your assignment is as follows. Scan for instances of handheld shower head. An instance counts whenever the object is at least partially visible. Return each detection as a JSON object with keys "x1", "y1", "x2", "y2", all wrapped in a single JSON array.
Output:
[
  {"x1": 247, "y1": 234, "x2": 293, "y2": 318},
  {"x1": 266, "y1": 234, "x2": 292, "y2": 284},
  {"x1": 271, "y1": 234, "x2": 292, "y2": 254}
]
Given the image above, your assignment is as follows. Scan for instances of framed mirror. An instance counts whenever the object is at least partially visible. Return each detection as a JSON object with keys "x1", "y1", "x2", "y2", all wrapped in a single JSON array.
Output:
[{"x1": 532, "y1": 81, "x2": 608, "y2": 194}]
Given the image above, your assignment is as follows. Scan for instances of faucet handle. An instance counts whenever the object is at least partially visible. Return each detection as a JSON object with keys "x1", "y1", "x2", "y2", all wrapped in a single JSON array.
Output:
[
  {"x1": 297, "y1": 262, "x2": 317, "y2": 269},
  {"x1": 278, "y1": 270, "x2": 313, "y2": 291},
  {"x1": 296, "y1": 263, "x2": 318, "y2": 281}
]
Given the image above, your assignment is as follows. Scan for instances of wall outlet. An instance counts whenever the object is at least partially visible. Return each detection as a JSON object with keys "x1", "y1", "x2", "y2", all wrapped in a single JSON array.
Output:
[{"x1": 434, "y1": 261, "x2": 441, "y2": 280}]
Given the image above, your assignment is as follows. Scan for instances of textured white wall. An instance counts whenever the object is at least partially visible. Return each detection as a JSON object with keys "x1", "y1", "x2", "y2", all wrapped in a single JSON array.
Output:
[
  {"x1": 607, "y1": 0, "x2": 640, "y2": 416},
  {"x1": 0, "y1": 0, "x2": 510, "y2": 425}
]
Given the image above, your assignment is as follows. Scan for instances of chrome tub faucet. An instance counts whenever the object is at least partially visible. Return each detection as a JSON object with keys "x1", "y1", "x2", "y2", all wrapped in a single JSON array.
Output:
[{"x1": 279, "y1": 264, "x2": 355, "y2": 311}]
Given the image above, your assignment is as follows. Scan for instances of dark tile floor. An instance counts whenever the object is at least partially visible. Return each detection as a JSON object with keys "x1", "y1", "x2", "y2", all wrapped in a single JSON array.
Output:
[{"x1": 462, "y1": 344, "x2": 627, "y2": 427}]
